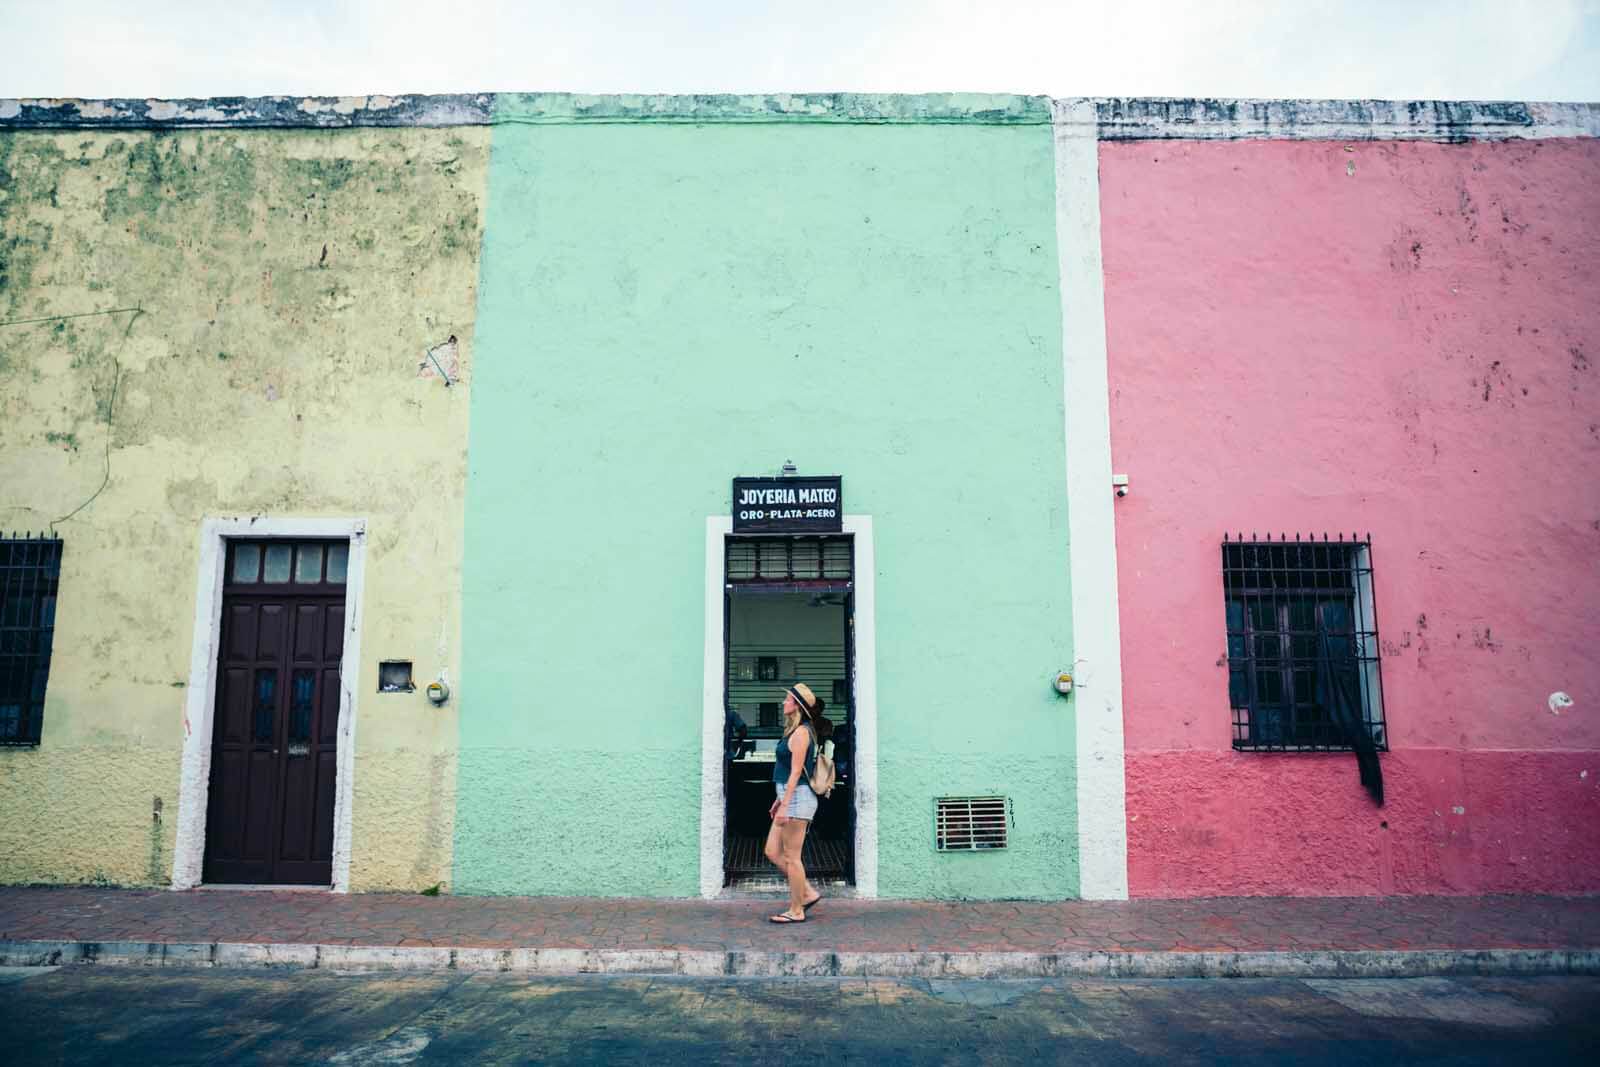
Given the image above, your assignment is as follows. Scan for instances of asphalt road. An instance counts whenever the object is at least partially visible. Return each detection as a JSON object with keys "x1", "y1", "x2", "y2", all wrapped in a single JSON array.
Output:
[{"x1": 1, "y1": 967, "x2": 1596, "y2": 1065}]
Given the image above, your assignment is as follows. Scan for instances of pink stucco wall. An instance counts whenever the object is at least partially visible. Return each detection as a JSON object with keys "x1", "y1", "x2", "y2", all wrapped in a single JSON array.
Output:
[{"x1": 1100, "y1": 137, "x2": 1600, "y2": 896}]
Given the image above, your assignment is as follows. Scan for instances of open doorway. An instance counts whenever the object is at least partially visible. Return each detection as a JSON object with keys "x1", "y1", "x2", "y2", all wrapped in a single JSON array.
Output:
[{"x1": 721, "y1": 536, "x2": 855, "y2": 889}]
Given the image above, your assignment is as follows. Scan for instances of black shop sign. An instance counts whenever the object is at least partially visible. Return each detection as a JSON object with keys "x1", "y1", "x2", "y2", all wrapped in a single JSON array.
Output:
[{"x1": 732, "y1": 476, "x2": 843, "y2": 533}]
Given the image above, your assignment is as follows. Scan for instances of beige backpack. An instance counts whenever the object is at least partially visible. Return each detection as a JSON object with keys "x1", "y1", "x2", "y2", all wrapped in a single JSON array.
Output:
[{"x1": 808, "y1": 735, "x2": 837, "y2": 798}]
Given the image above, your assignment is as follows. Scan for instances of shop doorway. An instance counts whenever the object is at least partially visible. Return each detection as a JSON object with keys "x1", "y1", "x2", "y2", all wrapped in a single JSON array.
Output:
[
  {"x1": 721, "y1": 536, "x2": 856, "y2": 888},
  {"x1": 201, "y1": 539, "x2": 347, "y2": 885}
]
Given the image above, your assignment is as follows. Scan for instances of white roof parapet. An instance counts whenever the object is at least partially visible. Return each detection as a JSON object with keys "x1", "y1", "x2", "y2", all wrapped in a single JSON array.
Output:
[
  {"x1": 1071, "y1": 96, "x2": 1600, "y2": 141},
  {"x1": 1, "y1": 94, "x2": 1597, "y2": 140},
  {"x1": 0, "y1": 94, "x2": 495, "y2": 128}
]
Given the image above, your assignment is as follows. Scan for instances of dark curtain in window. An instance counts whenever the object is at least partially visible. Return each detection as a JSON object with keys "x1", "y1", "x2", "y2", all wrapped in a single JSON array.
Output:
[{"x1": 1316, "y1": 628, "x2": 1383, "y2": 805}]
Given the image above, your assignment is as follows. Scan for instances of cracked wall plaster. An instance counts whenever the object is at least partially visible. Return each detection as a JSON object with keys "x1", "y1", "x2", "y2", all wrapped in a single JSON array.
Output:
[{"x1": 0, "y1": 125, "x2": 489, "y2": 890}]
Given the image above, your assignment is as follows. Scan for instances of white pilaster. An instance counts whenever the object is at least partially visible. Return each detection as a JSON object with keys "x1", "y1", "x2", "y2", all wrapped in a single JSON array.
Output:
[{"x1": 1053, "y1": 99, "x2": 1130, "y2": 900}]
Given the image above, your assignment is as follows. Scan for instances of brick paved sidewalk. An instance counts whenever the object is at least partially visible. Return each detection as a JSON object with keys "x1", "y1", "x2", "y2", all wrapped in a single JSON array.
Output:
[{"x1": 2, "y1": 886, "x2": 1597, "y2": 956}]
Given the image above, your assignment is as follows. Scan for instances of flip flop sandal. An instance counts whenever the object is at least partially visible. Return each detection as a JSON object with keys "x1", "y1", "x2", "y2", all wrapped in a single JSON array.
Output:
[
  {"x1": 802, "y1": 895, "x2": 822, "y2": 911},
  {"x1": 769, "y1": 913, "x2": 806, "y2": 924}
]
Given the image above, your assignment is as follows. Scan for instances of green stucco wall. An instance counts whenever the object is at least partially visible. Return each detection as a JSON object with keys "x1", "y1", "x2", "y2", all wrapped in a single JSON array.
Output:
[{"x1": 456, "y1": 112, "x2": 1078, "y2": 898}]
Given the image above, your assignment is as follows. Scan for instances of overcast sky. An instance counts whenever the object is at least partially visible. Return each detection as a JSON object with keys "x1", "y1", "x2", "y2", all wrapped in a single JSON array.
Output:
[{"x1": 3, "y1": 0, "x2": 1597, "y2": 102}]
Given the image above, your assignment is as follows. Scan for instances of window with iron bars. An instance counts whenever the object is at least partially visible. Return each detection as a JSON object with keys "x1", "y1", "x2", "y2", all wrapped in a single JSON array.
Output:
[
  {"x1": 1222, "y1": 535, "x2": 1386, "y2": 752},
  {"x1": 1, "y1": 535, "x2": 63, "y2": 746}
]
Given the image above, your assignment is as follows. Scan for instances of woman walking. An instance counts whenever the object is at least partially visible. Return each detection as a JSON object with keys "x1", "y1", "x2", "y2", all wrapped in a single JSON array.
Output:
[{"x1": 764, "y1": 682, "x2": 831, "y2": 924}]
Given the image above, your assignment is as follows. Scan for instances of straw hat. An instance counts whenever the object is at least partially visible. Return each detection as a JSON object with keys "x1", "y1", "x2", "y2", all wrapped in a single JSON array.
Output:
[{"x1": 786, "y1": 682, "x2": 818, "y2": 715}]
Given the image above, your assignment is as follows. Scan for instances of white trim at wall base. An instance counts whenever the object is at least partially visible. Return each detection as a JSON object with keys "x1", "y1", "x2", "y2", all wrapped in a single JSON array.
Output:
[
  {"x1": 170, "y1": 516, "x2": 368, "y2": 893},
  {"x1": 1053, "y1": 100, "x2": 1130, "y2": 901},
  {"x1": 699, "y1": 515, "x2": 878, "y2": 899}
]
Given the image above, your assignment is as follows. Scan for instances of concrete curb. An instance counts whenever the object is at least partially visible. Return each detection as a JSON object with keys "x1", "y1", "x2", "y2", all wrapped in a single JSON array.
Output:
[{"x1": 2, "y1": 940, "x2": 1597, "y2": 979}]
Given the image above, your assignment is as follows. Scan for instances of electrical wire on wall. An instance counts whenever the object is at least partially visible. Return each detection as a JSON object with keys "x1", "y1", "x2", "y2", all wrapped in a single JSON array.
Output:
[{"x1": 0, "y1": 304, "x2": 145, "y2": 531}]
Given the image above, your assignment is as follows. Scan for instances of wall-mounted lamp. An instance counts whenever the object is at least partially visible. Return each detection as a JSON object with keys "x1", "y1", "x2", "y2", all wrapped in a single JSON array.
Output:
[{"x1": 780, "y1": 460, "x2": 798, "y2": 477}]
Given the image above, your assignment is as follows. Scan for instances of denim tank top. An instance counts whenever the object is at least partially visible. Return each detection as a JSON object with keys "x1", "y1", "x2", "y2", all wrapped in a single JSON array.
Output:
[{"x1": 772, "y1": 725, "x2": 817, "y2": 788}]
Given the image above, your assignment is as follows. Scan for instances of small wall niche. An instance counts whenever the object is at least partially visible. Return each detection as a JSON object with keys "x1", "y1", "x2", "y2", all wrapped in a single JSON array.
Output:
[{"x1": 378, "y1": 661, "x2": 415, "y2": 693}]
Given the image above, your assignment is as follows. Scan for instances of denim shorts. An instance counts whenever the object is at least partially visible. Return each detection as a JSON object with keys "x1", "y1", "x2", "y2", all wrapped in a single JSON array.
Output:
[{"x1": 776, "y1": 781, "x2": 818, "y2": 821}]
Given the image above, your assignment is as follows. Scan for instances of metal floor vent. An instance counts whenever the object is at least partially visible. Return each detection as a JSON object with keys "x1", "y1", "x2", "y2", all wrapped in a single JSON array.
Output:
[{"x1": 935, "y1": 796, "x2": 1011, "y2": 851}]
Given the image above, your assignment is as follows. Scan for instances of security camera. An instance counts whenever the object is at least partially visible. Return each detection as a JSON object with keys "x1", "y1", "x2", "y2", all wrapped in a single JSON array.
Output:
[{"x1": 1112, "y1": 474, "x2": 1130, "y2": 498}]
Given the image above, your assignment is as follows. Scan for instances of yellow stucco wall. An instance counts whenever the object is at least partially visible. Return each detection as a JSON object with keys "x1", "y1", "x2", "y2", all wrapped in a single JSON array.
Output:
[{"x1": 0, "y1": 126, "x2": 487, "y2": 890}]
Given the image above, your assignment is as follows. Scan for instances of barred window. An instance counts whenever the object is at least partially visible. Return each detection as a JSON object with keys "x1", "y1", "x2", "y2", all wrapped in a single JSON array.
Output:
[
  {"x1": 1223, "y1": 535, "x2": 1386, "y2": 752},
  {"x1": 1, "y1": 535, "x2": 63, "y2": 746}
]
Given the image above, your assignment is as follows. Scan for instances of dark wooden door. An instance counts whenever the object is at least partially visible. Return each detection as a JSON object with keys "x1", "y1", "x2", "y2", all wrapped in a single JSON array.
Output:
[{"x1": 203, "y1": 541, "x2": 346, "y2": 885}]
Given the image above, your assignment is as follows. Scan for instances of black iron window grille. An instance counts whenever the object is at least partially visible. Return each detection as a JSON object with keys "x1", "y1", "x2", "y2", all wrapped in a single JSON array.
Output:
[
  {"x1": 1, "y1": 534, "x2": 64, "y2": 746},
  {"x1": 1223, "y1": 534, "x2": 1386, "y2": 754},
  {"x1": 726, "y1": 536, "x2": 852, "y2": 585}
]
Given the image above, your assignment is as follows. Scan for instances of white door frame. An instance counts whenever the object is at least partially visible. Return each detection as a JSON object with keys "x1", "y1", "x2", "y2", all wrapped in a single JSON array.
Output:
[
  {"x1": 170, "y1": 516, "x2": 368, "y2": 892},
  {"x1": 700, "y1": 515, "x2": 878, "y2": 898}
]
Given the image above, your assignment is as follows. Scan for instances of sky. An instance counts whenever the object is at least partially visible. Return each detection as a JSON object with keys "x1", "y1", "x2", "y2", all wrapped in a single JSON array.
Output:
[{"x1": 2, "y1": 0, "x2": 1598, "y2": 102}]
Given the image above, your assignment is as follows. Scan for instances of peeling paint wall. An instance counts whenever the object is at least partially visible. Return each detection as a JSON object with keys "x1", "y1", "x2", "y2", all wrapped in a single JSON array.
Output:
[
  {"x1": 0, "y1": 127, "x2": 488, "y2": 890},
  {"x1": 5, "y1": 92, "x2": 1598, "y2": 900},
  {"x1": 1100, "y1": 138, "x2": 1600, "y2": 895}
]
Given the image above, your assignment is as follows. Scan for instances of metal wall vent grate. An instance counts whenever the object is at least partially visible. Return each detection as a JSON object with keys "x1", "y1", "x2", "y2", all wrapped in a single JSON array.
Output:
[{"x1": 935, "y1": 796, "x2": 1011, "y2": 851}]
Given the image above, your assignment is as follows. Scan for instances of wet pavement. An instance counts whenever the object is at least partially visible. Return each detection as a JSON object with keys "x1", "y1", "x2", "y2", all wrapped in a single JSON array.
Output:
[{"x1": 1, "y1": 967, "x2": 1597, "y2": 1065}]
